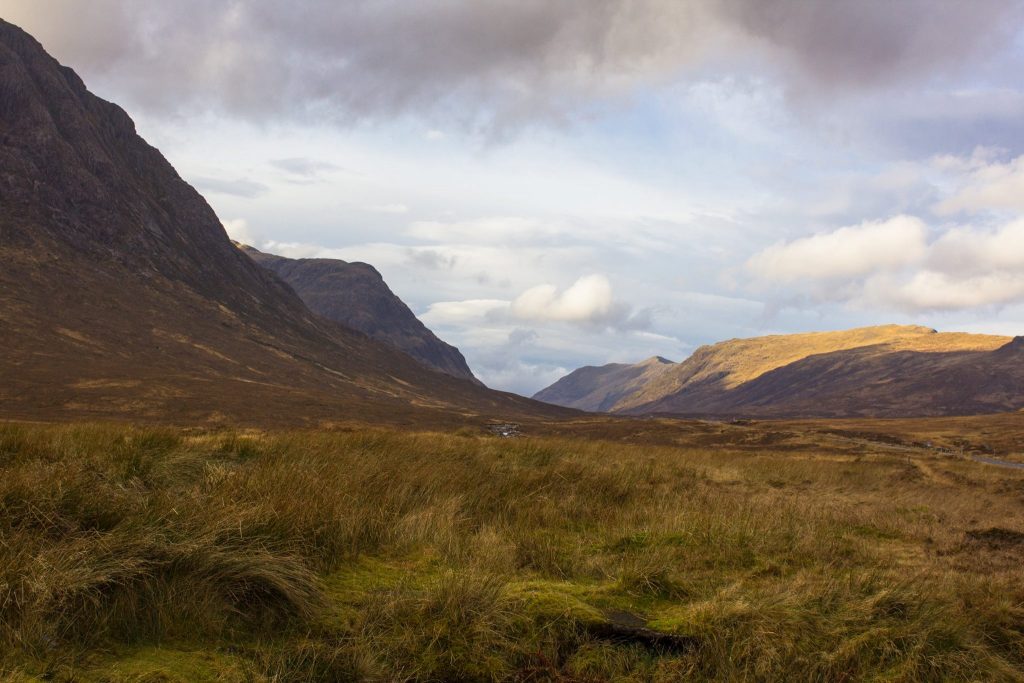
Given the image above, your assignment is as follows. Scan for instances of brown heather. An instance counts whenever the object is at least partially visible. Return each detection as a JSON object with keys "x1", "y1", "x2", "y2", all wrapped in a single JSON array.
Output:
[{"x1": 2, "y1": 421, "x2": 1024, "y2": 681}]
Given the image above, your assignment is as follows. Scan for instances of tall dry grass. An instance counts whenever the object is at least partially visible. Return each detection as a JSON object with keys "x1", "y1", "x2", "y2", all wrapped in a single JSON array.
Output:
[{"x1": 1, "y1": 422, "x2": 1023, "y2": 680}]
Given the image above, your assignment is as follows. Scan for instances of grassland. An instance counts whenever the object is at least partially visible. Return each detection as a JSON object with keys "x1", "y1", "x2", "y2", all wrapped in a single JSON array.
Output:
[{"x1": 2, "y1": 422, "x2": 1024, "y2": 681}]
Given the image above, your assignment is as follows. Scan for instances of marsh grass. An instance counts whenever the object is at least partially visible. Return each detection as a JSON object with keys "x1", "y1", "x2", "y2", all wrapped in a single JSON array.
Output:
[{"x1": 1, "y1": 422, "x2": 1023, "y2": 680}]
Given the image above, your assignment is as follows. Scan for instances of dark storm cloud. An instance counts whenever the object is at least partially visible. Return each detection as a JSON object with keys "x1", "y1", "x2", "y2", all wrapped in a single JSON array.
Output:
[{"x1": 4, "y1": 0, "x2": 1023, "y2": 132}]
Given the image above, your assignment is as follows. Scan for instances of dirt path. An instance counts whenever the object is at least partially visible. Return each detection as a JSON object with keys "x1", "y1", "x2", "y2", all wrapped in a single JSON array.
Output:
[
  {"x1": 815, "y1": 431, "x2": 1024, "y2": 472},
  {"x1": 971, "y1": 455, "x2": 1024, "y2": 470}
]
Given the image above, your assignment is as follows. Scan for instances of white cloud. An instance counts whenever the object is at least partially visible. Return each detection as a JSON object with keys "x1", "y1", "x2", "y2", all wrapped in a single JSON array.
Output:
[
  {"x1": 746, "y1": 215, "x2": 927, "y2": 282},
  {"x1": 421, "y1": 299, "x2": 510, "y2": 325},
  {"x1": 422, "y1": 274, "x2": 644, "y2": 330},
  {"x1": 929, "y1": 145, "x2": 1004, "y2": 173},
  {"x1": 926, "y1": 219, "x2": 1024, "y2": 275},
  {"x1": 406, "y1": 217, "x2": 568, "y2": 245},
  {"x1": 748, "y1": 215, "x2": 1024, "y2": 313},
  {"x1": 511, "y1": 274, "x2": 615, "y2": 323},
  {"x1": 364, "y1": 203, "x2": 410, "y2": 214},
  {"x1": 866, "y1": 271, "x2": 1024, "y2": 311},
  {"x1": 934, "y1": 154, "x2": 1024, "y2": 215},
  {"x1": 222, "y1": 217, "x2": 258, "y2": 244}
]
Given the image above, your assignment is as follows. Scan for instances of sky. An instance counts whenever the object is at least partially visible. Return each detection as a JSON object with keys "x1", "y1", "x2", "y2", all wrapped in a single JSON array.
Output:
[{"x1": 7, "y1": 0, "x2": 1024, "y2": 395}]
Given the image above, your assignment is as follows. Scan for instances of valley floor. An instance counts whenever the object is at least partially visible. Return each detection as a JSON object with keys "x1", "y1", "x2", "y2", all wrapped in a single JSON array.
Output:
[{"x1": 2, "y1": 420, "x2": 1024, "y2": 681}]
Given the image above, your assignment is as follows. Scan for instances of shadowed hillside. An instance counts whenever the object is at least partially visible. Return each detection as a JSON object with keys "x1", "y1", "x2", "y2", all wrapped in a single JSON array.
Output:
[
  {"x1": 533, "y1": 355, "x2": 675, "y2": 412},
  {"x1": 0, "y1": 19, "x2": 562, "y2": 427},
  {"x1": 239, "y1": 244, "x2": 479, "y2": 383}
]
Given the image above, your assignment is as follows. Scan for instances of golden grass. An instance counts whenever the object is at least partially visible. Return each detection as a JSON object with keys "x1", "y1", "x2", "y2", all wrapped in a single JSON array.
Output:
[{"x1": 1, "y1": 422, "x2": 1023, "y2": 680}]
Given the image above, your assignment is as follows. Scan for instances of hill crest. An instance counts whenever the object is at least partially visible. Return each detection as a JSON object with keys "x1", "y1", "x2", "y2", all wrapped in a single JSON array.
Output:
[{"x1": 534, "y1": 325, "x2": 1019, "y2": 418}]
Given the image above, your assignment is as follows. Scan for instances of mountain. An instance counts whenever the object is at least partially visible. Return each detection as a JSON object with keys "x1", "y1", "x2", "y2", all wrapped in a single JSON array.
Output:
[
  {"x1": 534, "y1": 325, "x2": 1024, "y2": 418},
  {"x1": 238, "y1": 245, "x2": 479, "y2": 383},
  {"x1": 0, "y1": 19, "x2": 562, "y2": 427},
  {"x1": 532, "y1": 356, "x2": 675, "y2": 412}
]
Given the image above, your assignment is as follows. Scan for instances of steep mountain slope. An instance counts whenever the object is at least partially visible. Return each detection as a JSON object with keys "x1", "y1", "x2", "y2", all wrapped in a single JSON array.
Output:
[
  {"x1": 534, "y1": 325, "x2": 1023, "y2": 418},
  {"x1": 239, "y1": 245, "x2": 479, "y2": 383},
  {"x1": 533, "y1": 356, "x2": 675, "y2": 412},
  {"x1": 0, "y1": 19, "x2": 562, "y2": 426}
]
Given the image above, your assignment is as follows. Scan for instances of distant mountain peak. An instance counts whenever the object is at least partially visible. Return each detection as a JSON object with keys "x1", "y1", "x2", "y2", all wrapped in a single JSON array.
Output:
[
  {"x1": 238, "y1": 244, "x2": 480, "y2": 384},
  {"x1": 534, "y1": 325, "x2": 1020, "y2": 418}
]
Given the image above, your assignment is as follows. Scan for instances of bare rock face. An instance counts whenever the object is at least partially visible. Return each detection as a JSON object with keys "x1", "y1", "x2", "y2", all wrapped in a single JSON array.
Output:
[
  {"x1": 0, "y1": 19, "x2": 557, "y2": 426},
  {"x1": 535, "y1": 325, "x2": 1024, "y2": 419},
  {"x1": 239, "y1": 245, "x2": 480, "y2": 384}
]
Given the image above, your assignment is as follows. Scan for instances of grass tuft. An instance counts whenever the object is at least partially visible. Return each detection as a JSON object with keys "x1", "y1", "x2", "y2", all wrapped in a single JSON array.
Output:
[{"x1": 1, "y1": 421, "x2": 1023, "y2": 680}]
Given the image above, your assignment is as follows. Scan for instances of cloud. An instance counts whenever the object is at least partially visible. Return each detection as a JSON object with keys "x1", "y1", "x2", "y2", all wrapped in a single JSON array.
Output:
[
  {"x1": 422, "y1": 299, "x2": 510, "y2": 325},
  {"x1": 270, "y1": 157, "x2": 342, "y2": 178},
  {"x1": 934, "y1": 154, "x2": 1024, "y2": 215},
  {"x1": 746, "y1": 216, "x2": 927, "y2": 283},
  {"x1": 421, "y1": 275, "x2": 648, "y2": 331},
  {"x1": 507, "y1": 328, "x2": 539, "y2": 346},
  {"x1": 422, "y1": 298, "x2": 679, "y2": 394},
  {"x1": 866, "y1": 271, "x2": 1024, "y2": 311},
  {"x1": 191, "y1": 176, "x2": 268, "y2": 197},
  {"x1": 6, "y1": 0, "x2": 1020, "y2": 133},
  {"x1": 512, "y1": 275, "x2": 614, "y2": 323},
  {"x1": 364, "y1": 204, "x2": 409, "y2": 214},
  {"x1": 405, "y1": 249, "x2": 457, "y2": 271},
  {"x1": 510, "y1": 274, "x2": 649, "y2": 329},
  {"x1": 926, "y1": 220, "x2": 1024, "y2": 276},
  {"x1": 747, "y1": 215, "x2": 1024, "y2": 312},
  {"x1": 725, "y1": 1, "x2": 1023, "y2": 94},
  {"x1": 470, "y1": 357, "x2": 572, "y2": 398},
  {"x1": 929, "y1": 146, "x2": 1005, "y2": 173},
  {"x1": 221, "y1": 217, "x2": 258, "y2": 244},
  {"x1": 406, "y1": 217, "x2": 567, "y2": 244}
]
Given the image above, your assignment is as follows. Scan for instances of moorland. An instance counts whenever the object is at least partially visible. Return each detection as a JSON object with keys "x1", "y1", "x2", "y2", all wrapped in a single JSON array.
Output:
[
  {"x1": 3, "y1": 417, "x2": 1024, "y2": 681},
  {"x1": 3, "y1": 14, "x2": 1024, "y2": 682}
]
